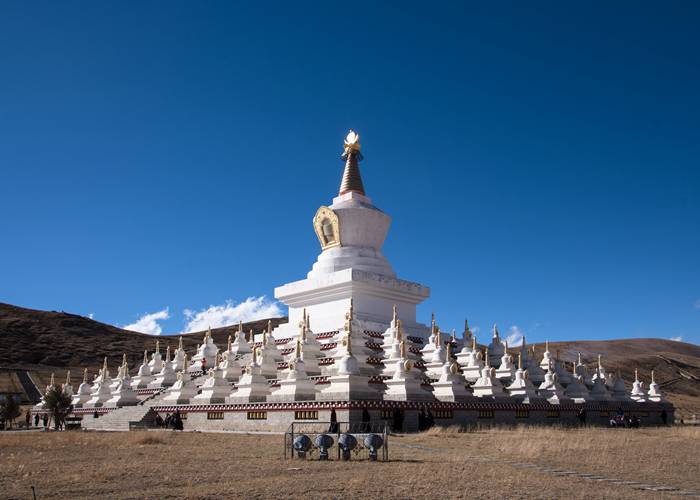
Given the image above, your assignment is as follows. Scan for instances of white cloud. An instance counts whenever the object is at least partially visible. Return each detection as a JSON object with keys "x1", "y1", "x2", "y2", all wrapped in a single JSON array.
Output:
[
  {"x1": 88, "y1": 313, "x2": 94, "y2": 319},
  {"x1": 122, "y1": 308, "x2": 170, "y2": 336},
  {"x1": 670, "y1": 336, "x2": 683, "y2": 342},
  {"x1": 505, "y1": 325, "x2": 524, "y2": 347},
  {"x1": 183, "y1": 297, "x2": 282, "y2": 333}
]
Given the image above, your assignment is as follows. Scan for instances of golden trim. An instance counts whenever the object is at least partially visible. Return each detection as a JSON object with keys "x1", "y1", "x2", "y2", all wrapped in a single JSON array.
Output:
[{"x1": 313, "y1": 206, "x2": 341, "y2": 250}]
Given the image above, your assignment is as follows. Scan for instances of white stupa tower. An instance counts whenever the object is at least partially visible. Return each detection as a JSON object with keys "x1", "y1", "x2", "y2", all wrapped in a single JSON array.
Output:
[{"x1": 272, "y1": 130, "x2": 431, "y2": 340}]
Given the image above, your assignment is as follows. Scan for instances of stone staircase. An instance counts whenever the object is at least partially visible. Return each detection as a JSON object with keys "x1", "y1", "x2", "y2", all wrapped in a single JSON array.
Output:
[{"x1": 82, "y1": 390, "x2": 170, "y2": 431}]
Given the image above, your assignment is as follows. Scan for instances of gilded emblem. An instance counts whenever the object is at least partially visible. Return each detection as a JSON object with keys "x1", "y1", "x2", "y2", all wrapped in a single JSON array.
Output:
[{"x1": 313, "y1": 206, "x2": 341, "y2": 250}]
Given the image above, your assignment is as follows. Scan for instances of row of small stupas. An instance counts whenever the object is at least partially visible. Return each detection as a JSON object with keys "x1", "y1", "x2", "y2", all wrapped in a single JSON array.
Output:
[{"x1": 38, "y1": 302, "x2": 665, "y2": 410}]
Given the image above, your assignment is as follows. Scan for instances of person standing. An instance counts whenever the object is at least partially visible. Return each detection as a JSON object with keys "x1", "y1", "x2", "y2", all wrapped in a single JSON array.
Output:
[
  {"x1": 33, "y1": 414, "x2": 39, "y2": 427},
  {"x1": 25, "y1": 410, "x2": 31, "y2": 428}
]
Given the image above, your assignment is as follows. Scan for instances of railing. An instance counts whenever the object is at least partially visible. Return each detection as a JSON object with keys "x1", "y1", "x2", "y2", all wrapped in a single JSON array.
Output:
[{"x1": 284, "y1": 421, "x2": 389, "y2": 461}]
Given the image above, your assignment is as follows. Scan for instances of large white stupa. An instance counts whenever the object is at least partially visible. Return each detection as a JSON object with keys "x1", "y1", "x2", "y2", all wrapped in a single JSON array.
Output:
[{"x1": 272, "y1": 130, "x2": 430, "y2": 340}]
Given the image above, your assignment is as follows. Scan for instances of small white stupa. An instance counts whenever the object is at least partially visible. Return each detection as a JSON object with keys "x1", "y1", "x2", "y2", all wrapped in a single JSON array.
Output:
[
  {"x1": 537, "y1": 363, "x2": 567, "y2": 404},
  {"x1": 419, "y1": 314, "x2": 438, "y2": 357},
  {"x1": 432, "y1": 344, "x2": 471, "y2": 402},
  {"x1": 647, "y1": 370, "x2": 665, "y2": 403},
  {"x1": 539, "y1": 340, "x2": 554, "y2": 371},
  {"x1": 298, "y1": 311, "x2": 322, "y2": 376},
  {"x1": 259, "y1": 320, "x2": 283, "y2": 363},
  {"x1": 268, "y1": 340, "x2": 318, "y2": 402},
  {"x1": 525, "y1": 345, "x2": 546, "y2": 385},
  {"x1": 455, "y1": 319, "x2": 473, "y2": 366},
  {"x1": 230, "y1": 320, "x2": 252, "y2": 356},
  {"x1": 220, "y1": 337, "x2": 242, "y2": 383},
  {"x1": 494, "y1": 341, "x2": 515, "y2": 381},
  {"x1": 472, "y1": 350, "x2": 506, "y2": 398},
  {"x1": 257, "y1": 329, "x2": 281, "y2": 379},
  {"x1": 318, "y1": 328, "x2": 380, "y2": 401},
  {"x1": 506, "y1": 353, "x2": 538, "y2": 401},
  {"x1": 172, "y1": 336, "x2": 186, "y2": 371},
  {"x1": 552, "y1": 351, "x2": 572, "y2": 386},
  {"x1": 574, "y1": 352, "x2": 593, "y2": 386},
  {"x1": 382, "y1": 317, "x2": 406, "y2": 377},
  {"x1": 85, "y1": 357, "x2": 113, "y2": 407},
  {"x1": 149, "y1": 345, "x2": 177, "y2": 389},
  {"x1": 106, "y1": 359, "x2": 139, "y2": 407},
  {"x1": 591, "y1": 354, "x2": 607, "y2": 385},
  {"x1": 147, "y1": 340, "x2": 163, "y2": 374},
  {"x1": 460, "y1": 337, "x2": 485, "y2": 382},
  {"x1": 228, "y1": 347, "x2": 272, "y2": 403},
  {"x1": 630, "y1": 368, "x2": 647, "y2": 402},
  {"x1": 162, "y1": 354, "x2": 198, "y2": 404},
  {"x1": 130, "y1": 350, "x2": 154, "y2": 389},
  {"x1": 487, "y1": 324, "x2": 505, "y2": 368},
  {"x1": 564, "y1": 362, "x2": 590, "y2": 404},
  {"x1": 193, "y1": 355, "x2": 231, "y2": 404},
  {"x1": 609, "y1": 372, "x2": 630, "y2": 401},
  {"x1": 62, "y1": 371, "x2": 74, "y2": 398},
  {"x1": 109, "y1": 354, "x2": 128, "y2": 390},
  {"x1": 189, "y1": 327, "x2": 218, "y2": 373},
  {"x1": 383, "y1": 340, "x2": 432, "y2": 402},
  {"x1": 424, "y1": 330, "x2": 448, "y2": 379},
  {"x1": 72, "y1": 368, "x2": 92, "y2": 406},
  {"x1": 588, "y1": 366, "x2": 611, "y2": 401}
]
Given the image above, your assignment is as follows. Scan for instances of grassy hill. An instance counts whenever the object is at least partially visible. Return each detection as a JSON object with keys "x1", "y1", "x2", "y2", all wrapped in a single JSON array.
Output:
[{"x1": 1, "y1": 302, "x2": 698, "y2": 419}]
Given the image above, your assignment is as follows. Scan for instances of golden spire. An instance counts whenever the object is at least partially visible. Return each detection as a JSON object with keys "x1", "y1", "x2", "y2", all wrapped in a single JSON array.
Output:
[
  {"x1": 143, "y1": 350, "x2": 148, "y2": 364},
  {"x1": 165, "y1": 345, "x2": 171, "y2": 362},
  {"x1": 339, "y1": 130, "x2": 365, "y2": 196},
  {"x1": 50, "y1": 373, "x2": 55, "y2": 386},
  {"x1": 446, "y1": 342, "x2": 452, "y2": 360},
  {"x1": 518, "y1": 352, "x2": 522, "y2": 370},
  {"x1": 215, "y1": 352, "x2": 221, "y2": 368},
  {"x1": 598, "y1": 354, "x2": 602, "y2": 369},
  {"x1": 249, "y1": 328, "x2": 253, "y2": 343},
  {"x1": 435, "y1": 329, "x2": 442, "y2": 347},
  {"x1": 484, "y1": 348, "x2": 490, "y2": 367},
  {"x1": 464, "y1": 318, "x2": 470, "y2": 339},
  {"x1": 392, "y1": 304, "x2": 398, "y2": 324},
  {"x1": 267, "y1": 319, "x2": 272, "y2": 335},
  {"x1": 122, "y1": 353, "x2": 127, "y2": 366},
  {"x1": 400, "y1": 339, "x2": 406, "y2": 359},
  {"x1": 65, "y1": 371, "x2": 71, "y2": 385},
  {"x1": 545, "y1": 340, "x2": 549, "y2": 352},
  {"x1": 262, "y1": 328, "x2": 267, "y2": 346},
  {"x1": 183, "y1": 353, "x2": 188, "y2": 371},
  {"x1": 253, "y1": 346, "x2": 258, "y2": 364},
  {"x1": 178, "y1": 335, "x2": 183, "y2": 350},
  {"x1": 155, "y1": 340, "x2": 160, "y2": 353},
  {"x1": 295, "y1": 339, "x2": 301, "y2": 359},
  {"x1": 651, "y1": 370, "x2": 655, "y2": 383},
  {"x1": 102, "y1": 356, "x2": 108, "y2": 372},
  {"x1": 302, "y1": 314, "x2": 308, "y2": 342},
  {"x1": 238, "y1": 320, "x2": 244, "y2": 337},
  {"x1": 205, "y1": 326, "x2": 211, "y2": 341},
  {"x1": 82, "y1": 368, "x2": 88, "y2": 383},
  {"x1": 635, "y1": 368, "x2": 639, "y2": 381},
  {"x1": 431, "y1": 313, "x2": 436, "y2": 335},
  {"x1": 345, "y1": 333, "x2": 353, "y2": 356},
  {"x1": 577, "y1": 352, "x2": 582, "y2": 365},
  {"x1": 227, "y1": 335, "x2": 232, "y2": 351},
  {"x1": 396, "y1": 319, "x2": 403, "y2": 341},
  {"x1": 504, "y1": 340, "x2": 509, "y2": 352}
]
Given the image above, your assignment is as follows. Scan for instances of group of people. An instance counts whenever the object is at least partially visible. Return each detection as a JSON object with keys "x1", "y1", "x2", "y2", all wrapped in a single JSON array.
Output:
[
  {"x1": 609, "y1": 408, "x2": 643, "y2": 428},
  {"x1": 154, "y1": 410, "x2": 183, "y2": 430}
]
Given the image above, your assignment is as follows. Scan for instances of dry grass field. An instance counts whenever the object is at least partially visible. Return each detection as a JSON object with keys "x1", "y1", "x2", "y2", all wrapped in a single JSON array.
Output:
[{"x1": 1, "y1": 426, "x2": 698, "y2": 499}]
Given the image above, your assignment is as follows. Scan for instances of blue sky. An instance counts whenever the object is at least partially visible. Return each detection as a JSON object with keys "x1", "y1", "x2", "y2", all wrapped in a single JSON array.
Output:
[{"x1": 1, "y1": 2, "x2": 698, "y2": 344}]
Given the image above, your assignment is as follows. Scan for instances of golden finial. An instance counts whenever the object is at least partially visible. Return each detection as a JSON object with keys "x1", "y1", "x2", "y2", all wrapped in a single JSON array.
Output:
[
  {"x1": 102, "y1": 356, "x2": 108, "y2": 372},
  {"x1": 155, "y1": 340, "x2": 160, "y2": 353},
  {"x1": 238, "y1": 320, "x2": 244, "y2": 336},
  {"x1": 295, "y1": 339, "x2": 302, "y2": 359},
  {"x1": 143, "y1": 350, "x2": 148, "y2": 364},
  {"x1": 396, "y1": 319, "x2": 403, "y2": 341},
  {"x1": 178, "y1": 335, "x2": 183, "y2": 349},
  {"x1": 635, "y1": 368, "x2": 639, "y2": 381},
  {"x1": 262, "y1": 328, "x2": 267, "y2": 346},
  {"x1": 267, "y1": 319, "x2": 272, "y2": 334},
  {"x1": 431, "y1": 313, "x2": 436, "y2": 334},
  {"x1": 464, "y1": 318, "x2": 470, "y2": 337},
  {"x1": 435, "y1": 329, "x2": 442, "y2": 347},
  {"x1": 399, "y1": 339, "x2": 406, "y2": 359},
  {"x1": 65, "y1": 371, "x2": 71, "y2": 385},
  {"x1": 227, "y1": 335, "x2": 232, "y2": 351},
  {"x1": 545, "y1": 340, "x2": 549, "y2": 352},
  {"x1": 248, "y1": 328, "x2": 253, "y2": 343},
  {"x1": 183, "y1": 353, "x2": 188, "y2": 370},
  {"x1": 484, "y1": 348, "x2": 490, "y2": 367},
  {"x1": 82, "y1": 368, "x2": 88, "y2": 383},
  {"x1": 504, "y1": 340, "x2": 509, "y2": 352},
  {"x1": 215, "y1": 352, "x2": 221, "y2": 368},
  {"x1": 302, "y1": 315, "x2": 308, "y2": 342},
  {"x1": 392, "y1": 304, "x2": 398, "y2": 324},
  {"x1": 446, "y1": 342, "x2": 452, "y2": 360},
  {"x1": 50, "y1": 372, "x2": 55, "y2": 386},
  {"x1": 122, "y1": 353, "x2": 127, "y2": 366},
  {"x1": 345, "y1": 333, "x2": 353, "y2": 356},
  {"x1": 598, "y1": 354, "x2": 602, "y2": 368},
  {"x1": 165, "y1": 345, "x2": 171, "y2": 362}
]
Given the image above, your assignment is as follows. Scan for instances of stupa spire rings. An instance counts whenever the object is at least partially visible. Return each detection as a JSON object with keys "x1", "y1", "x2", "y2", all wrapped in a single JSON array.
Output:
[{"x1": 339, "y1": 129, "x2": 365, "y2": 195}]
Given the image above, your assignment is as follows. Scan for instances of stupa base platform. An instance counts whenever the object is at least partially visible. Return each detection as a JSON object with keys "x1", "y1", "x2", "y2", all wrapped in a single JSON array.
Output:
[{"x1": 68, "y1": 399, "x2": 674, "y2": 433}]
